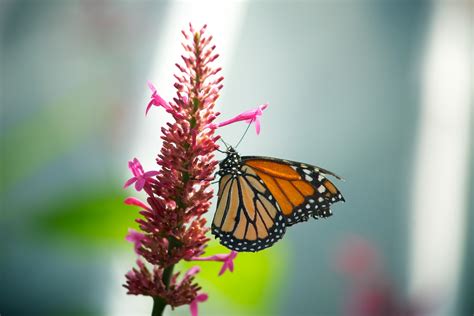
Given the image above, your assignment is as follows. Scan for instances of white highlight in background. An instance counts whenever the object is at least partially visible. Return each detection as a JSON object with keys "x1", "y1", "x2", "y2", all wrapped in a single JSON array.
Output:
[
  {"x1": 408, "y1": 2, "x2": 471, "y2": 315},
  {"x1": 132, "y1": 0, "x2": 248, "y2": 170}
]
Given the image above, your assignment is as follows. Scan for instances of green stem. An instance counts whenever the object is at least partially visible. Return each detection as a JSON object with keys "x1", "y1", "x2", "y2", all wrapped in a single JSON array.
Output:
[
  {"x1": 151, "y1": 265, "x2": 175, "y2": 316},
  {"x1": 152, "y1": 297, "x2": 166, "y2": 316}
]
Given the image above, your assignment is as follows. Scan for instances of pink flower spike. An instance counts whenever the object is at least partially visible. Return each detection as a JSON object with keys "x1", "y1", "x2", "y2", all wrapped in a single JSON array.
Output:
[
  {"x1": 146, "y1": 81, "x2": 172, "y2": 115},
  {"x1": 124, "y1": 197, "x2": 151, "y2": 211},
  {"x1": 125, "y1": 229, "x2": 145, "y2": 254},
  {"x1": 191, "y1": 251, "x2": 238, "y2": 276},
  {"x1": 124, "y1": 158, "x2": 159, "y2": 191},
  {"x1": 215, "y1": 103, "x2": 268, "y2": 135},
  {"x1": 190, "y1": 293, "x2": 208, "y2": 316}
]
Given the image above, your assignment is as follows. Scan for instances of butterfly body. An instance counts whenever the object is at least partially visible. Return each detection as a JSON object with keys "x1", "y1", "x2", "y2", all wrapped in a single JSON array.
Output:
[{"x1": 212, "y1": 147, "x2": 344, "y2": 252}]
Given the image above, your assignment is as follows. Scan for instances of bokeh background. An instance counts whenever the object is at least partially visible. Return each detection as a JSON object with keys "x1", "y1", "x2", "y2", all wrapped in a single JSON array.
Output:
[{"x1": 1, "y1": 1, "x2": 472, "y2": 315}]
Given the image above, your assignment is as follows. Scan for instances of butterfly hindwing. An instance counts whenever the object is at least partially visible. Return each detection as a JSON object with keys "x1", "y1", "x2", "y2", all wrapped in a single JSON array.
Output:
[{"x1": 211, "y1": 165, "x2": 287, "y2": 252}]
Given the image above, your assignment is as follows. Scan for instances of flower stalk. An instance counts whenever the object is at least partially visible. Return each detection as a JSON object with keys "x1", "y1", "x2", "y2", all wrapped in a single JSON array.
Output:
[{"x1": 123, "y1": 24, "x2": 237, "y2": 316}]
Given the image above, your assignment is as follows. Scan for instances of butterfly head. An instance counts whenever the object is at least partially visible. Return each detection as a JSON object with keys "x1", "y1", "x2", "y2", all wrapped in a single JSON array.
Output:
[{"x1": 218, "y1": 147, "x2": 242, "y2": 176}]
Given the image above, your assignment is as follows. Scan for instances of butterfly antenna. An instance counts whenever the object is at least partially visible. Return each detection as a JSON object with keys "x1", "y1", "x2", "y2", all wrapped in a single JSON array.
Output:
[
  {"x1": 234, "y1": 120, "x2": 253, "y2": 149},
  {"x1": 218, "y1": 137, "x2": 230, "y2": 151}
]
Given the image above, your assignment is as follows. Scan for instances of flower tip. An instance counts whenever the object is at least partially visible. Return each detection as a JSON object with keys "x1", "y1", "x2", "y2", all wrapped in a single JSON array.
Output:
[
  {"x1": 145, "y1": 101, "x2": 153, "y2": 115},
  {"x1": 147, "y1": 80, "x2": 156, "y2": 92},
  {"x1": 123, "y1": 178, "x2": 135, "y2": 189},
  {"x1": 125, "y1": 229, "x2": 145, "y2": 255},
  {"x1": 124, "y1": 197, "x2": 151, "y2": 211},
  {"x1": 255, "y1": 119, "x2": 261, "y2": 135},
  {"x1": 185, "y1": 266, "x2": 201, "y2": 278},
  {"x1": 190, "y1": 293, "x2": 208, "y2": 316},
  {"x1": 196, "y1": 293, "x2": 208, "y2": 302}
]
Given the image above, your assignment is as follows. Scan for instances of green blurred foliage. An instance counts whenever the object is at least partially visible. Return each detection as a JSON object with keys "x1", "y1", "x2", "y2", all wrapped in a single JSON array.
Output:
[
  {"x1": 0, "y1": 86, "x2": 107, "y2": 192},
  {"x1": 179, "y1": 241, "x2": 289, "y2": 316},
  {"x1": 33, "y1": 184, "x2": 288, "y2": 314},
  {"x1": 34, "y1": 186, "x2": 138, "y2": 246}
]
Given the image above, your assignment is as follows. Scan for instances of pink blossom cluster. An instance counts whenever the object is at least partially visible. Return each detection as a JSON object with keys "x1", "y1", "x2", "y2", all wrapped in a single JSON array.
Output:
[
  {"x1": 336, "y1": 237, "x2": 429, "y2": 316},
  {"x1": 123, "y1": 24, "x2": 269, "y2": 316}
]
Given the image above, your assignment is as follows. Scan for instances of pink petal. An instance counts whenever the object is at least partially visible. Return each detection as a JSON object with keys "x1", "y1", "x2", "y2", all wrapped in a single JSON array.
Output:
[
  {"x1": 145, "y1": 82, "x2": 171, "y2": 114},
  {"x1": 135, "y1": 159, "x2": 145, "y2": 174},
  {"x1": 255, "y1": 118, "x2": 261, "y2": 135},
  {"x1": 190, "y1": 300, "x2": 198, "y2": 316},
  {"x1": 196, "y1": 293, "x2": 208, "y2": 303},
  {"x1": 214, "y1": 103, "x2": 269, "y2": 133},
  {"x1": 124, "y1": 197, "x2": 151, "y2": 211},
  {"x1": 145, "y1": 100, "x2": 154, "y2": 115},
  {"x1": 125, "y1": 229, "x2": 145, "y2": 254},
  {"x1": 179, "y1": 266, "x2": 201, "y2": 287},
  {"x1": 156, "y1": 95, "x2": 170, "y2": 109},
  {"x1": 135, "y1": 178, "x2": 146, "y2": 191},
  {"x1": 128, "y1": 158, "x2": 144, "y2": 177},
  {"x1": 218, "y1": 262, "x2": 229, "y2": 276},
  {"x1": 192, "y1": 253, "x2": 227, "y2": 262},
  {"x1": 123, "y1": 177, "x2": 137, "y2": 188},
  {"x1": 147, "y1": 80, "x2": 157, "y2": 93},
  {"x1": 184, "y1": 266, "x2": 201, "y2": 279},
  {"x1": 192, "y1": 251, "x2": 237, "y2": 276},
  {"x1": 190, "y1": 293, "x2": 208, "y2": 316},
  {"x1": 143, "y1": 170, "x2": 160, "y2": 178}
]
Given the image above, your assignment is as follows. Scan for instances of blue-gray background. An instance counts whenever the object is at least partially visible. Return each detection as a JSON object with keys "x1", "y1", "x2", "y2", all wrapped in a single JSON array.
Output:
[{"x1": 1, "y1": 1, "x2": 472, "y2": 316}]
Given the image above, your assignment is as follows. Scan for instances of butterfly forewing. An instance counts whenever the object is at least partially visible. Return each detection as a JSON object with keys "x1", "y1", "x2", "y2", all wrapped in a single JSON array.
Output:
[{"x1": 242, "y1": 156, "x2": 345, "y2": 227}]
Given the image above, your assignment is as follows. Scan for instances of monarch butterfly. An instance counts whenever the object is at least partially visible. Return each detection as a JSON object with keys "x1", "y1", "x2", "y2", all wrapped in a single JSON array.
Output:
[{"x1": 212, "y1": 147, "x2": 344, "y2": 252}]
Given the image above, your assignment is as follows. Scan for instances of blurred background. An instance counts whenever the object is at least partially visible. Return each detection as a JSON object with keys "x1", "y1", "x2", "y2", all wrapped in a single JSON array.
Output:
[{"x1": 1, "y1": 1, "x2": 472, "y2": 315}]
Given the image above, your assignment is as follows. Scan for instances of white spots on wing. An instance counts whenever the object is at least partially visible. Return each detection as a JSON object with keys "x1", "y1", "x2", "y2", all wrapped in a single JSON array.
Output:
[
  {"x1": 318, "y1": 185, "x2": 326, "y2": 193},
  {"x1": 305, "y1": 175, "x2": 313, "y2": 181}
]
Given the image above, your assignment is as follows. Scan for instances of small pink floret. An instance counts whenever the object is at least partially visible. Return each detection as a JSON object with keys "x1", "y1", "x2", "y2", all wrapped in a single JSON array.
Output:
[
  {"x1": 190, "y1": 293, "x2": 208, "y2": 316},
  {"x1": 124, "y1": 158, "x2": 159, "y2": 191},
  {"x1": 125, "y1": 229, "x2": 145, "y2": 254},
  {"x1": 184, "y1": 266, "x2": 201, "y2": 279},
  {"x1": 191, "y1": 250, "x2": 238, "y2": 276},
  {"x1": 146, "y1": 81, "x2": 172, "y2": 115},
  {"x1": 214, "y1": 103, "x2": 268, "y2": 135},
  {"x1": 124, "y1": 197, "x2": 151, "y2": 211}
]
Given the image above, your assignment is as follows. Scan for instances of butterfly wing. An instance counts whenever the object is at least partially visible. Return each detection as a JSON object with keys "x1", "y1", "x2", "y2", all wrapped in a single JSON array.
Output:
[
  {"x1": 242, "y1": 156, "x2": 344, "y2": 226},
  {"x1": 211, "y1": 165, "x2": 287, "y2": 252}
]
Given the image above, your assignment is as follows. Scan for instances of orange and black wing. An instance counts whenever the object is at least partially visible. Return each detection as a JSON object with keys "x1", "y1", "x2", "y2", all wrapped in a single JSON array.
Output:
[
  {"x1": 211, "y1": 165, "x2": 287, "y2": 252},
  {"x1": 242, "y1": 156, "x2": 344, "y2": 226}
]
